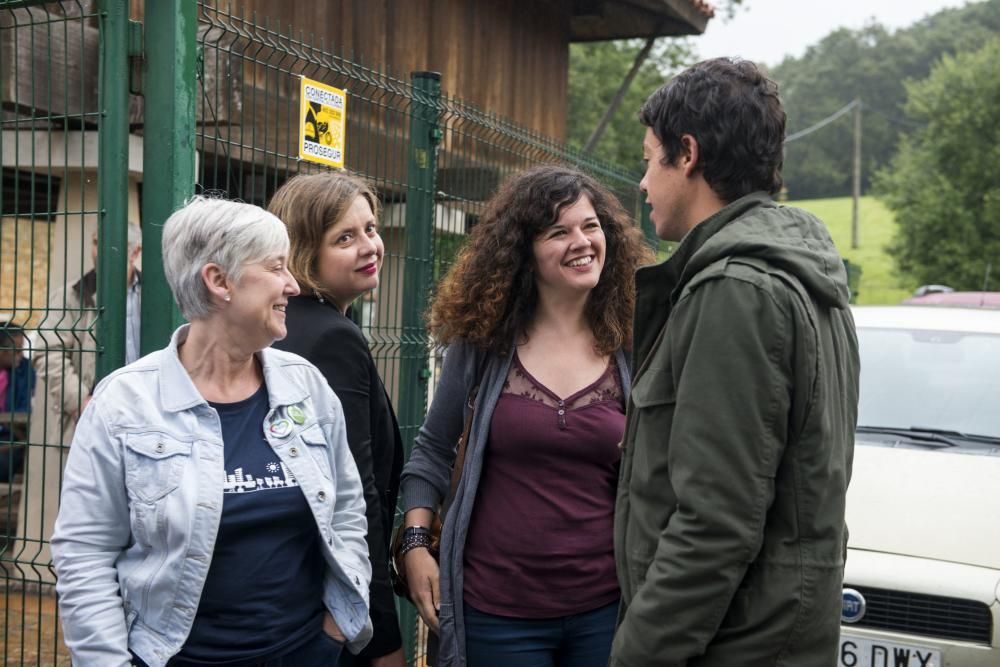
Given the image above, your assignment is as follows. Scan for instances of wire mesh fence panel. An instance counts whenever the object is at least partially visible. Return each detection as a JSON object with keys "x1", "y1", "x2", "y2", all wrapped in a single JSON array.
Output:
[
  {"x1": 0, "y1": 0, "x2": 646, "y2": 662},
  {"x1": 194, "y1": 4, "x2": 645, "y2": 664},
  {"x1": 194, "y1": 8, "x2": 434, "y2": 659},
  {"x1": 0, "y1": 3, "x2": 919, "y2": 663},
  {"x1": 196, "y1": 2, "x2": 420, "y2": 403},
  {"x1": 0, "y1": 1, "x2": 106, "y2": 664}
]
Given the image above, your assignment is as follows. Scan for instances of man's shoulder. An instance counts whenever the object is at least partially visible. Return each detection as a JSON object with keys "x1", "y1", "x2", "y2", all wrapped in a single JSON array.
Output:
[
  {"x1": 683, "y1": 255, "x2": 786, "y2": 294},
  {"x1": 43, "y1": 271, "x2": 98, "y2": 310},
  {"x1": 677, "y1": 257, "x2": 798, "y2": 323}
]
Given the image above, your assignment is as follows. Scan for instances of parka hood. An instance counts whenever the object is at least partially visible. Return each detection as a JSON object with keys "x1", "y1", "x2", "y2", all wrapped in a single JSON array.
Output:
[{"x1": 677, "y1": 192, "x2": 851, "y2": 310}]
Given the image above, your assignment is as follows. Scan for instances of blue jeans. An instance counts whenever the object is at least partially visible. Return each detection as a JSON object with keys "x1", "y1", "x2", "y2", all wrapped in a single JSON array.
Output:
[
  {"x1": 131, "y1": 631, "x2": 343, "y2": 667},
  {"x1": 463, "y1": 600, "x2": 619, "y2": 667}
]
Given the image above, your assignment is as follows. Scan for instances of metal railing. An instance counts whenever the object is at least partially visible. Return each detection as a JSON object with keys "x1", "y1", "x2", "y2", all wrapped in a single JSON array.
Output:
[
  {"x1": 0, "y1": 1, "x2": 648, "y2": 663},
  {"x1": 1, "y1": 1, "x2": 131, "y2": 664}
]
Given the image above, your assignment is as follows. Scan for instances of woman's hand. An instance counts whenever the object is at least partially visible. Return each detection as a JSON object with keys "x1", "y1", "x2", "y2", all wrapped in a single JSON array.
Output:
[
  {"x1": 322, "y1": 610, "x2": 347, "y2": 643},
  {"x1": 404, "y1": 547, "x2": 441, "y2": 633}
]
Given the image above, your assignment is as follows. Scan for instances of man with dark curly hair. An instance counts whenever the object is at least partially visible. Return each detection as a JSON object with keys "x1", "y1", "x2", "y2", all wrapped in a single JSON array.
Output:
[{"x1": 612, "y1": 58, "x2": 860, "y2": 666}]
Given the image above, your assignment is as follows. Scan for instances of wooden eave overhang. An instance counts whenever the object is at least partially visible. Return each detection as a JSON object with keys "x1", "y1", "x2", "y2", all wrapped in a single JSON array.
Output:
[{"x1": 570, "y1": 0, "x2": 714, "y2": 41}]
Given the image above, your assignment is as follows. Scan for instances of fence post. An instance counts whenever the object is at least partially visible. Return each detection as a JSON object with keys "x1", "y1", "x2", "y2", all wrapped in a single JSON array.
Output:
[
  {"x1": 140, "y1": 0, "x2": 197, "y2": 353},
  {"x1": 95, "y1": 0, "x2": 130, "y2": 381},
  {"x1": 639, "y1": 200, "x2": 657, "y2": 248},
  {"x1": 397, "y1": 70, "x2": 442, "y2": 665}
]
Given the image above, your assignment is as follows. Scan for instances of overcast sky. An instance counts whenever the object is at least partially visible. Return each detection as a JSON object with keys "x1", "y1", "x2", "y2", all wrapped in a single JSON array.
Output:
[{"x1": 693, "y1": 0, "x2": 976, "y2": 66}]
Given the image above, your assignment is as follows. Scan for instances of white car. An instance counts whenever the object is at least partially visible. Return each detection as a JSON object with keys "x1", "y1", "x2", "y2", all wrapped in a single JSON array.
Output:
[{"x1": 842, "y1": 306, "x2": 1000, "y2": 667}]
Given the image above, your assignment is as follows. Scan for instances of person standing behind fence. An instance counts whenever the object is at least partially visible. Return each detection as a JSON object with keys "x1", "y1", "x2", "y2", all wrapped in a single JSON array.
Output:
[
  {"x1": 400, "y1": 166, "x2": 652, "y2": 667},
  {"x1": 611, "y1": 58, "x2": 859, "y2": 666},
  {"x1": 269, "y1": 172, "x2": 406, "y2": 667},
  {"x1": 16, "y1": 222, "x2": 141, "y2": 584},
  {"x1": 51, "y1": 197, "x2": 373, "y2": 666},
  {"x1": 0, "y1": 323, "x2": 35, "y2": 482}
]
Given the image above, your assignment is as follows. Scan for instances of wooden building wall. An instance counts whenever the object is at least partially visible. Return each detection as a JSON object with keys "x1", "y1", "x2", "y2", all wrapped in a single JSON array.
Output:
[{"x1": 130, "y1": 0, "x2": 572, "y2": 140}]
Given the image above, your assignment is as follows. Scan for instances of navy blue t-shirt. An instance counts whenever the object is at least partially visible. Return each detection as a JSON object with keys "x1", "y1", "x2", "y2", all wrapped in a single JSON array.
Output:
[{"x1": 175, "y1": 383, "x2": 325, "y2": 664}]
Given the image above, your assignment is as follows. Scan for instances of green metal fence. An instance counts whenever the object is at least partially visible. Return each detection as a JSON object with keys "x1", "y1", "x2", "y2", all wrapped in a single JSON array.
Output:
[
  {"x1": 190, "y1": 6, "x2": 647, "y2": 660},
  {"x1": 0, "y1": 0, "x2": 647, "y2": 663},
  {"x1": 1, "y1": 0, "x2": 131, "y2": 663}
]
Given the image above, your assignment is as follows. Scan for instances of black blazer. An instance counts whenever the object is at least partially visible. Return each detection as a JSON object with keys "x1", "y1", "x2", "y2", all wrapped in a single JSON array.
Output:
[{"x1": 274, "y1": 294, "x2": 404, "y2": 660}]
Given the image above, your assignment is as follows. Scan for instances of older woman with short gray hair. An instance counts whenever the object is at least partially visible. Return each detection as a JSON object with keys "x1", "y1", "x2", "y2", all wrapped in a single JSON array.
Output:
[{"x1": 51, "y1": 196, "x2": 372, "y2": 667}]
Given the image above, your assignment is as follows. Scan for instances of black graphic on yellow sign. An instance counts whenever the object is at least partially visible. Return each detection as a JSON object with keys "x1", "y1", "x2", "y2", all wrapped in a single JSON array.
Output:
[{"x1": 299, "y1": 77, "x2": 346, "y2": 168}]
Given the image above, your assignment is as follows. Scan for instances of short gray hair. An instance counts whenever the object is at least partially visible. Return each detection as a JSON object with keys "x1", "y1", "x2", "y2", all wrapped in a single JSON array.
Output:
[
  {"x1": 162, "y1": 196, "x2": 290, "y2": 320},
  {"x1": 91, "y1": 223, "x2": 142, "y2": 250},
  {"x1": 128, "y1": 222, "x2": 142, "y2": 252}
]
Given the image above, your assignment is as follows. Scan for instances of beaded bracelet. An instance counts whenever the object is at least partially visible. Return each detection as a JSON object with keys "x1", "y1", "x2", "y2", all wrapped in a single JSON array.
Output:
[{"x1": 399, "y1": 526, "x2": 433, "y2": 556}]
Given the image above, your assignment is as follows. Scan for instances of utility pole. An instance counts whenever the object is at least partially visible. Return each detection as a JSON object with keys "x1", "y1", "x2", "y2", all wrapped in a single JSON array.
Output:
[{"x1": 851, "y1": 98, "x2": 862, "y2": 249}]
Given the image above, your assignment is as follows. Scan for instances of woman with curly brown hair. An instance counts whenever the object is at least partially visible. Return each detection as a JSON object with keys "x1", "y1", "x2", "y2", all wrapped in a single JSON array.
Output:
[{"x1": 398, "y1": 165, "x2": 653, "y2": 667}]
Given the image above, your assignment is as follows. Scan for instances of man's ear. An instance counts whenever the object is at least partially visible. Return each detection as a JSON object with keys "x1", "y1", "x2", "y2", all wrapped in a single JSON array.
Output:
[{"x1": 679, "y1": 134, "x2": 700, "y2": 178}]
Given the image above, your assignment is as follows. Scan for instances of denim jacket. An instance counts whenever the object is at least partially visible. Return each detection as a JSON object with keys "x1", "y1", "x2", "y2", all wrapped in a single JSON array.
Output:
[{"x1": 51, "y1": 325, "x2": 373, "y2": 667}]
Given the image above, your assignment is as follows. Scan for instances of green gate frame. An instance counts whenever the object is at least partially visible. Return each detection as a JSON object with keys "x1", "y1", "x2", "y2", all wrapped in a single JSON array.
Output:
[{"x1": 0, "y1": 1, "x2": 649, "y2": 663}]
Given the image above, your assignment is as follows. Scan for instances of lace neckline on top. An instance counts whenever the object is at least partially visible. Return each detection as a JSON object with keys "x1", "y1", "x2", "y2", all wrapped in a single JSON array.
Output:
[{"x1": 502, "y1": 351, "x2": 623, "y2": 413}]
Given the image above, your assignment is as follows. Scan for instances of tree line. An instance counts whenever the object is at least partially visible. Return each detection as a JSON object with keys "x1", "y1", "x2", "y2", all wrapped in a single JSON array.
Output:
[
  {"x1": 771, "y1": 0, "x2": 1000, "y2": 201},
  {"x1": 568, "y1": 0, "x2": 1000, "y2": 290}
]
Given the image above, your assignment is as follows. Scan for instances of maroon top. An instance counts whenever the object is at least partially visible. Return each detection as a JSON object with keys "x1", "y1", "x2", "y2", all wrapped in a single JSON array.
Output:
[{"x1": 462, "y1": 352, "x2": 625, "y2": 618}]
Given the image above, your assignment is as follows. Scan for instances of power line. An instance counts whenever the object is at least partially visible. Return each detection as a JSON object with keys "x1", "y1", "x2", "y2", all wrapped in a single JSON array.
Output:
[
  {"x1": 864, "y1": 103, "x2": 927, "y2": 128},
  {"x1": 785, "y1": 100, "x2": 926, "y2": 145},
  {"x1": 785, "y1": 99, "x2": 859, "y2": 143}
]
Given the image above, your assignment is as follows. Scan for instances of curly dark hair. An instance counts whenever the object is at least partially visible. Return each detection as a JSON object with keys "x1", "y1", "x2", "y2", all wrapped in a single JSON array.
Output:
[
  {"x1": 428, "y1": 165, "x2": 653, "y2": 356},
  {"x1": 640, "y1": 57, "x2": 786, "y2": 202}
]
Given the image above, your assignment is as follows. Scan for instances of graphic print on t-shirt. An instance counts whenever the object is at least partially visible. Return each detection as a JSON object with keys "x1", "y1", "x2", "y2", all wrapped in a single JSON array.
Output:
[
  {"x1": 222, "y1": 459, "x2": 299, "y2": 493},
  {"x1": 179, "y1": 383, "x2": 325, "y2": 661}
]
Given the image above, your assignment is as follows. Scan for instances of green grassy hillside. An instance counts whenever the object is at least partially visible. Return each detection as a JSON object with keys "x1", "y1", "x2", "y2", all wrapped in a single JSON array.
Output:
[{"x1": 788, "y1": 196, "x2": 916, "y2": 305}]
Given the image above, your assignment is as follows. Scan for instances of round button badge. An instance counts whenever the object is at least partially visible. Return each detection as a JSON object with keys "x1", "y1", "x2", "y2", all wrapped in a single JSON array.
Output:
[{"x1": 287, "y1": 404, "x2": 306, "y2": 425}]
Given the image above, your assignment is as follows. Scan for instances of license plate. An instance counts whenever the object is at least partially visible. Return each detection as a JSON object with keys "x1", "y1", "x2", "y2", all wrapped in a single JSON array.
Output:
[{"x1": 840, "y1": 632, "x2": 941, "y2": 667}]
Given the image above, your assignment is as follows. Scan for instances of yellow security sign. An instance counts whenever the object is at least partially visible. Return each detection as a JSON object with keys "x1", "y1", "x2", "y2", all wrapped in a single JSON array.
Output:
[{"x1": 299, "y1": 77, "x2": 346, "y2": 168}]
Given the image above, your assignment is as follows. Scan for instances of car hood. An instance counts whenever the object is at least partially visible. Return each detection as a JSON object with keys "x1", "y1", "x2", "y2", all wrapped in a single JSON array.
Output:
[{"x1": 847, "y1": 441, "x2": 1000, "y2": 570}]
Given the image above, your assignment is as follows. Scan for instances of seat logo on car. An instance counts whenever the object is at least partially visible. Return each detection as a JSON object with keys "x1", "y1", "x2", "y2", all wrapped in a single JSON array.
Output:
[{"x1": 842, "y1": 588, "x2": 866, "y2": 624}]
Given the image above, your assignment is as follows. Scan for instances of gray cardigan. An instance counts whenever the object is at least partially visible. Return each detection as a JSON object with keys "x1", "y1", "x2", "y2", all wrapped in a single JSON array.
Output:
[{"x1": 400, "y1": 339, "x2": 632, "y2": 667}]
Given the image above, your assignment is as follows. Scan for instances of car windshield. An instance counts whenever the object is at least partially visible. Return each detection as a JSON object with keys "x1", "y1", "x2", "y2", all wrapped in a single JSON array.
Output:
[{"x1": 857, "y1": 326, "x2": 1000, "y2": 441}]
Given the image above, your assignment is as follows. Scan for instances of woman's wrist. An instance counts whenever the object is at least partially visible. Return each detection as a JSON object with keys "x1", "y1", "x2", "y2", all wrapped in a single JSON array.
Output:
[{"x1": 399, "y1": 525, "x2": 433, "y2": 556}]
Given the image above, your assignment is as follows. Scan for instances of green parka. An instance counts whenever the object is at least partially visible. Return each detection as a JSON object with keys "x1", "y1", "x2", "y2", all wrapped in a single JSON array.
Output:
[{"x1": 613, "y1": 192, "x2": 860, "y2": 666}]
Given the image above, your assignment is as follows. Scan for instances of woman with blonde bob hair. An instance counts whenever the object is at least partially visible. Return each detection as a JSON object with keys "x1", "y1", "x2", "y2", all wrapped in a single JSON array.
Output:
[
  {"x1": 51, "y1": 196, "x2": 372, "y2": 666},
  {"x1": 270, "y1": 172, "x2": 406, "y2": 667},
  {"x1": 399, "y1": 165, "x2": 654, "y2": 666}
]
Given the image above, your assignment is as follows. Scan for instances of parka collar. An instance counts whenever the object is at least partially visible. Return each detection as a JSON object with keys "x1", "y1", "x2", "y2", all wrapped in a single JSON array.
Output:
[{"x1": 636, "y1": 192, "x2": 774, "y2": 307}]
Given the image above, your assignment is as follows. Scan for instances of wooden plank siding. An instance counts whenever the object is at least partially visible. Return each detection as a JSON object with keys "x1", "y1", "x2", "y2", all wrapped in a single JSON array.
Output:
[
  {"x1": 6, "y1": 0, "x2": 706, "y2": 140},
  {"x1": 193, "y1": 0, "x2": 571, "y2": 140}
]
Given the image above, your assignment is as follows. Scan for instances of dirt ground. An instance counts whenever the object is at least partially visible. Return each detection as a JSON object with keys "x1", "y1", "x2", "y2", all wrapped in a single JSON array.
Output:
[
  {"x1": 0, "y1": 586, "x2": 70, "y2": 666},
  {"x1": 0, "y1": 578, "x2": 431, "y2": 666}
]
